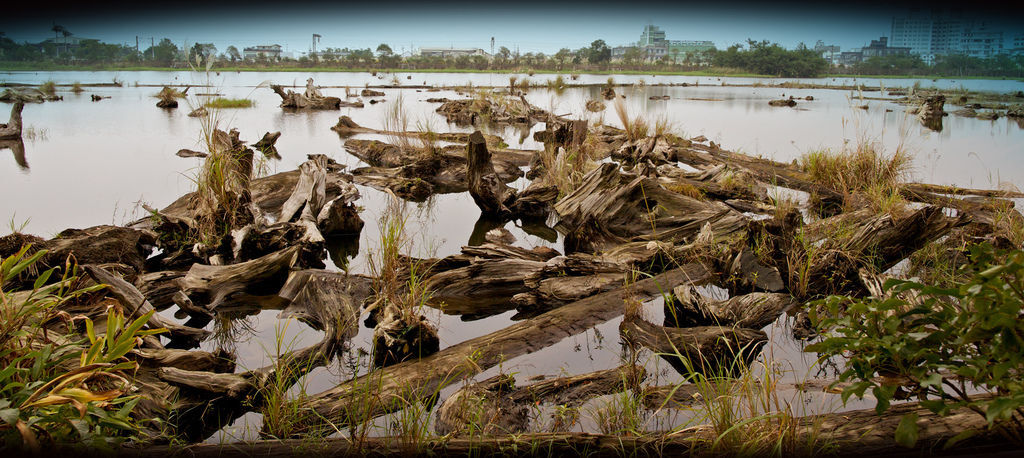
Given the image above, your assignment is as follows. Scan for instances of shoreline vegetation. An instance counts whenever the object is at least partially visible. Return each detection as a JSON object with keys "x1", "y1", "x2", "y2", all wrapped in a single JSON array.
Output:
[{"x1": 2, "y1": 62, "x2": 1023, "y2": 82}]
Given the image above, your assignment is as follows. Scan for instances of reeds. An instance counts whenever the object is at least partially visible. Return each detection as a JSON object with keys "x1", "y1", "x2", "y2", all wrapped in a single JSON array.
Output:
[
  {"x1": 70, "y1": 82, "x2": 84, "y2": 94},
  {"x1": 383, "y1": 92, "x2": 412, "y2": 153},
  {"x1": 38, "y1": 81, "x2": 56, "y2": 96},
  {"x1": 613, "y1": 97, "x2": 649, "y2": 141},
  {"x1": 799, "y1": 139, "x2": 912, "y2": 212}
]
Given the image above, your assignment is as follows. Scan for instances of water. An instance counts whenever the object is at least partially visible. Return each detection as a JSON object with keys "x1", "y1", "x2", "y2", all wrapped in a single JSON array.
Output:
[{"x1": 1, "y1": 70, "x2": 1021, "y2": 439}]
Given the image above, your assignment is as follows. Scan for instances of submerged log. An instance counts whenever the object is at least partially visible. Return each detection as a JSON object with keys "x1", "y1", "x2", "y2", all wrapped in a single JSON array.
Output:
[
  {"x1": 620, "y1": 316, "x2": 767, "y2": 376},
  {"x1": 467, "y1": 130, "x2": 517, "y2": 218},
  {"x1": 0, "y1": 102, "x2": 24, "y2": 140},
  {"x1": 271, "y1": 84, "x2": 341, "y2": 109},
  {"x1": 252, "y1": 131, "x2": 281, "y2": 157},
  {"x1": 292, "y1": 263, "x2": 713, "y2": 432},
  {"x1": 159, "y1": 269, "x2": 365, "y2": 441}
]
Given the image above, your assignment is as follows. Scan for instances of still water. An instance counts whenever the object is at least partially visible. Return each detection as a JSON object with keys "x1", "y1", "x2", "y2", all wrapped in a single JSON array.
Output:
[{"x1": 1, "y1": 70, "x2": 1021, "y2": 439}]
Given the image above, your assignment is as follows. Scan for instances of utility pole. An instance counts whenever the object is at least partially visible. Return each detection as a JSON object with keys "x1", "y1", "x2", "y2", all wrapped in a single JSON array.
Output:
[
  {"x1": 135, "y1": 36, "x2": 139, "y2": 55},
  {"x1": 150, "y1": 37, "x2": 154, "y2": 60}
]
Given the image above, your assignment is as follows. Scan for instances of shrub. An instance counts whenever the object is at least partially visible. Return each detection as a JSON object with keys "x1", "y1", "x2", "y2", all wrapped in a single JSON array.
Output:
[{"x1": 808, "y1": 243, "x2": 1024, "y2": 447}]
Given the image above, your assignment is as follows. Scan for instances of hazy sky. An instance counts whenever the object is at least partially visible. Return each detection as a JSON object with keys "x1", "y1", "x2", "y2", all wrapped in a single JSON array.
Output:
[{"x1": 3, "y1": 0, "x2": 1021, "y2": 55}]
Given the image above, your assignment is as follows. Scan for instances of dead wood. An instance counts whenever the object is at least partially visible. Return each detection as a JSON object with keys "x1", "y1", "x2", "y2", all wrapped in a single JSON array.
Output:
[
  {"x1": 664, "y1": 285, "x2": 796, "y2": 330},
  {"x1": 554, "y1": 163, "x2": 747, "y2": 253},
  {"x1": 0, "y1": 102, "x2": 24, "y2": 140},
  {"x1": 620, "y1": 316, "x2": 767, "y2": 376},
  {"x1": 252, "y1": 131, "x2": 281, "y2": 157},
  {"x1": 435, "y1": 365, "x2": 645, "y2": 437},
  {"x1": 85, "y1": 265, "x2": 210, "y2": 347},
  {"x1": 125, "y1": 395, "x2": 1008, "y2": 458},
  {"x1": 134, "y1": 270, "x2": 186, "y2": 311},
  {"x1": 467, "y1": 130, "x2": 517, "y2": 218},
  {"x1": 177, "y1": 246, "x2": 301, "y2": 310},
  {"x1": 271, "y1": 84, "x2": 341, "y2": 109},
  {"x1": 291, "y1": 263, "x2": 712, "y2": 432},
  {"x1": 157, "y1": 269, "x2": 364, "y2": 441}
]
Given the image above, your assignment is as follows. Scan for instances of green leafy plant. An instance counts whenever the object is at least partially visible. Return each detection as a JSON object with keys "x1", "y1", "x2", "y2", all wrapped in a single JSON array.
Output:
[
  {"x1": 808, "y1": 243, "x2": 1024, "y2": 448},
  {"x1": 1, "y1": 247, "x2": 165, "y2": 451}
]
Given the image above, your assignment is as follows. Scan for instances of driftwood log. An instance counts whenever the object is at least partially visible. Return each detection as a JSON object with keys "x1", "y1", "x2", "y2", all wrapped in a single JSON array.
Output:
[
  {"x1": 620, "y1": 316, "x2": 767, "y2": 376},
  {"x1": 271, "y1": 84, "x2": 341, "y2": 109},
  {"x1": 664, "y1": 285, "x2": 796, "y2": 330},
  {"x1": 288, "y1": 263, "x2": 713, "y2": 433},
  {"x1": 127, "y1": 394, "x2": 1005, "y2": 457},
  {"x1": 177, "y1": 246, "x2": 300, "y2": 310},
  {"x1": 435, "y1": 365, "x2": 645, "y2": 436}
]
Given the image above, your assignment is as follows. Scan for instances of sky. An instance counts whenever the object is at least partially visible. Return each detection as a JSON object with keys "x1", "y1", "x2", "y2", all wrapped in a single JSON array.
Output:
[{"x1": 2, "y1": 0, "x2": 1022, "y2": 56}]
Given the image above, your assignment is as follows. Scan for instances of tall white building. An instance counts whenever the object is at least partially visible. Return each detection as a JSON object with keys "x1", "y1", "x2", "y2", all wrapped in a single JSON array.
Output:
[{"x1": 890, "y1": 9, "x2": 1008, "y2": 64}]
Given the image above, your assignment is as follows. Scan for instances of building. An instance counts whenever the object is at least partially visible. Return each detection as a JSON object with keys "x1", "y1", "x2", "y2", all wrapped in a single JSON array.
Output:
[
  {"x1": 616, "y1": 25, "x2": 714, "y2": 63},
  {"x1": 814, "y1": 40, "x2": 841, "y2": 66},
  {"x1": 861, "y1": 37, "x2": 911, "y2": 59},
  {"x1": 39, "y1": 36, "x2": 96, "y2": 55},
  {"x1": 243, "y1": 44, "x2": 282, "y2": 60},
  {"x1": 890, "y1": 8, "x2": 1011, "y2": 64},
  {"x1": 960, "y1": 24, "x2": 1003, "y2": 58},
  {"x1": 418, "y1": 47, "x2": 489, "y2": 58},
  {"x1": 839, "y1": 51, "x2": 864, "y2": 66}
]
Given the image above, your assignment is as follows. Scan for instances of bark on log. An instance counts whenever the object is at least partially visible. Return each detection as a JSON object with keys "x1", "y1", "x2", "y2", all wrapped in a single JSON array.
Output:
[
  {"x1": 435, "y1": 365, "x2": 645, "y2": 437},
  {"x1": 0, "y1": 102, "x2": 24, "y2": 140},
  {"x1": 467, "y1": 130, "x2": 517, "y2": 218},
  {"x1": 292, "y1": 263, "x2": 713, "y2": 432},
  {"x1": 271, "y1": 84, "x2": 341, "y2": 109},
  {"x1": 554, "y1": 163, "x2": 747, "y2": 253},
  {"x1": 177, "y1": 246, "x2": 301, "y2": 310},
  {"x1": 664, "y1": 285, "x2": 796, "y2": 330},
  {"x1": 620, "y1": 316, "x2": 767, "y2": 376},
  {"x1": 85, "y1": 265, "x2": 210, "y2": 347}
]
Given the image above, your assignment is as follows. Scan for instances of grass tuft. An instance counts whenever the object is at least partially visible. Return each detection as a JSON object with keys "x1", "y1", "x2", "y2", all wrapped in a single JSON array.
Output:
[{"x1": 204, "y1": 98, "x2": 254, "y2": 109}]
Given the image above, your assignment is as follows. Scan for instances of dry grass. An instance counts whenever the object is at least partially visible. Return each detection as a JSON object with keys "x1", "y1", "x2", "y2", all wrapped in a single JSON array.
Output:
[
  {"x1": 613, "y1": 97, "x2": 649, "y2": 142},
  {"x1": 799, "y1": 138, "x2": 913, "y2": 212}
]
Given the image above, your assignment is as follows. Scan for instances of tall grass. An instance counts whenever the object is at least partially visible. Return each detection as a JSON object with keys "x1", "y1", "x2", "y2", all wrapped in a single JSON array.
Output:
[
  {"x1": 613, "y1": 97, "x2": 649, "y2": 142},
  {"x1": 799, "y1": 135, "x2": 913, "y2": 214},
  {"x1": 38, "y1": 81, "x2": 56, "y2": 96},
  {"x1": 383, "y1": 92, "x2": 412, "y2": 153}
]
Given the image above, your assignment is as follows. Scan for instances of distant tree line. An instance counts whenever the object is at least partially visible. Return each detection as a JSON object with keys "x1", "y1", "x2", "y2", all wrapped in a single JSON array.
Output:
[
  {"x1": 3, "y1": 33, "x2": 1021, "y2": 78},
  {"x1": 848, "y1": 54, "x2": 1024, "y2": 78},
  {"x1": 708, "y1": 40, "x2": 828, "y2": 78}
]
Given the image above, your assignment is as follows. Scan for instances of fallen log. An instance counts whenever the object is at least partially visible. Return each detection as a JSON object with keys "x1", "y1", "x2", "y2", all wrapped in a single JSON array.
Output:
[
  {"x1": 0, "y1": 102, "x2": 24, "y2": 140},
  {"x1": 177, "y1": 246, "x2": 301, "y2": 310},
  {"x1": 435, "y1": 365, "x2": 646, "y2": 436},
  {"x1": 619, "y1": 316, "x2": 767, "y2": 376},
  {"x1": 271, "y1": 84, "x2": 341, "y2": 109},
  {"x1": 85, "y1": 265, "x2": 210, "y2": 347},
  {"x1": 125, "y1": 396, "x2": 1006, "y2": 457},
  {"x1": 664, "y1": 285, "x2": 796, "y2": 330},
  {"x1": 158, "y1": 269, "x2": 364, "y2": 441},
  {"x1": 291, "y1": 263, "x2": 713, "y2": 432}
]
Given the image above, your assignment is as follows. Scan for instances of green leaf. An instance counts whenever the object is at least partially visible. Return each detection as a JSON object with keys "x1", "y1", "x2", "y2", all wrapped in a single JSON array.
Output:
[
  {"x1": 0, "y1": 407, "x2": 20, "y2": 425},
  {"x1": 919, "y1": 373, "x2": 943, "y2": 388},
  {"x1": 894, "y1": 413, "x2": 919, "y2": 448},
  {"x1": 942, "y1": 429, "x2": 977, "y2": 450},
  {"x1": 985, "y1": 397, "x2": 1019, "y2": 424}
]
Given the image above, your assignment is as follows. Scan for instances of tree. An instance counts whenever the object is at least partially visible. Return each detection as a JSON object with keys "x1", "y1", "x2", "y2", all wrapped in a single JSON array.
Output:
[
  {"x1": 554, "y1": 48, "x2": 572, "y2": 69},
  {"x1": 376, "y1": 43, "x2": 393, "y2": 57},
  {"x1": 587, "y1": 39, "x2": 611, "y2": 65},
  {"x1": 226, "y1": 45, "x2": 241, "y2": 62},
  {"x1": 144, "y1": 38, "x2": 179, "y2": 65},
  {"x1": 622, "y1": 47, "x2": 643, "y2": 67}
]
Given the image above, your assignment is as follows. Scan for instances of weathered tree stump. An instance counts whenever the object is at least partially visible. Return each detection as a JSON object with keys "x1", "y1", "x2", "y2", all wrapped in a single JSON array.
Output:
[
  {"x1": 467, "y1": 130, "x2": 517, "y2": 218},
  {"x1": 620, "y1": 316, "x2": 767, "y2": 376},
  {"x1": 271, "y1": 84, "x2": 341, "y2": 110}
]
